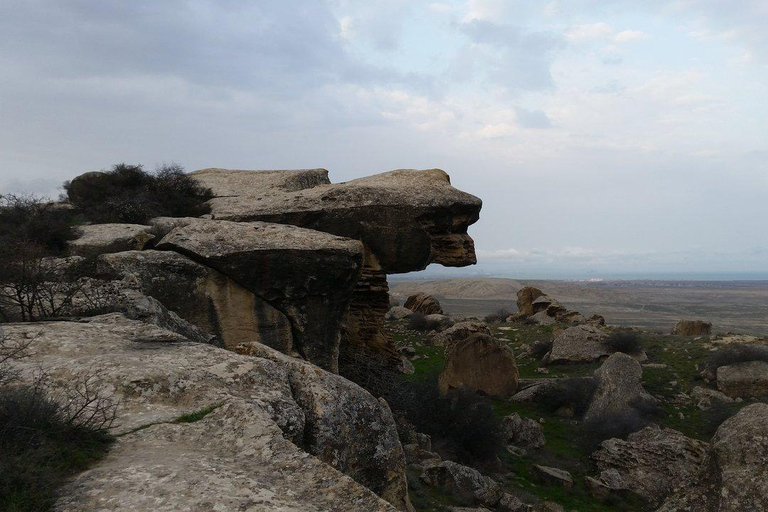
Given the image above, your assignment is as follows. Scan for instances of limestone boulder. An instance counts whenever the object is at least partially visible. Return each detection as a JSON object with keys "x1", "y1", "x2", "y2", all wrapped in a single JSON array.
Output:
[
  {"x1": 156, "y1": 218, "x2": 363, "y2": 372},
  {"x1": 404, "y1": 293, "x2": 443, "y2": 315},
  {"x1": 532, "y1": 465, "x2": 573, "y2": 490},
  {"x1": 548, "y1": 325, "x2": 610, "y2": 364},
  {"x1": 717, "y1": 360, "x2": 768, "y2": 398},
  {"x1": 584, "y1": 353, "x2": 656, "y2": 423},
  {"x1": 658, "y1": 403, "x2": 768, "y2": 512},
  {"x1": 428, "y1": 321, "x2": 491, "y2": 347},
  {"x1": 516, "y1": 287, "x2": 544, "y2": 316},
  {"x1": 421, "y1": 460, "x2": 502, "y2": 507},
  {"x1": 4, "y1": 316, "x2": 410, "y2": 511},
  {"x1": 672, "y1": 320, "x2": 712, "y2": 336},
  {"x1": 690, "y1": 386, "x2": 735, "y2": 410},
  {"x1": 438, "y1": 334, "x2": 519, "y2": 397},
  {"x1": 590, "y1": 426, "x2": 708, "y2": 507},
  {"x1": 502, "y1": 413, "x2": 545, "y2": 449},
  {"x1": 68, "y1": 223, "x2": 155, "y2": 256},
  {"x1": 530, "y1": 311, "x2": 556, "y2": 325},
  {"x1": 194, "y1": 168, "x2": 482, "y2": 274}
]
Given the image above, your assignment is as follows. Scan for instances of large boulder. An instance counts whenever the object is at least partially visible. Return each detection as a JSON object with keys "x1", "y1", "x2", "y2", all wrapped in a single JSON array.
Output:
[
  {"x1": 386, "y1": 306, "x2": 414, "y2": 321},
  {"x1": 717, "y1": 360, "x2": 768, "y2": 398},
  {"x1": 590, "y1": 426, "x2": 708, "y2": 507},
  {"x1": 421, "y1": 460, "x2": 502, "y2": 507},
  {"x1": 194, "y1": 168, "x2": 482, "y2": 273},
  {"x1": 672, "y1": 320, "x2": 712, "y2": 336},
  {"x1": 532, "y1": 465, "x2": 573, "y2": 490},
  {"x1": 658, "y1": 403, "x2": 768, "y2": 511},
  {"x1": 516, "y1": 287, "x2": 544, "y2": 316},
  {"x1": 548, "y1": 325, "x2": 610, "y2": 364},
  {"x1": 438, "y1": 334, "x2": 519, "y2": 397},
  {"x1": 584, "y1": 353, "x2": 656, "y2": 423},
  {"x1": 502, "y1": 413, "x2": 545, "y2": 449},
  {"x1": 4, "y1": 316, "x2": 411, "y2": 511},
  {"x1": 428, "y1": 321, "x2": 491, "y2": 347},
  {"x1": 404, "y1": 293, "x2": 443, "y2": 315},
  {"x1": 68, "y1": 223, "x2": 155, "y2": 256},
  {"x1": 690, "y1": 386, "x2": 735, "y2": 410},
  {"x1": 156, "y1": 218, "x2": 363, "y2": 372}
]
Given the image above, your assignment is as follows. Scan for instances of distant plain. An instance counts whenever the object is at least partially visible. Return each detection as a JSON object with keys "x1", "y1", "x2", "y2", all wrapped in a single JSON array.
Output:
[{"x1": 389, "y1": 277, "x2": 768, "y2": 335}]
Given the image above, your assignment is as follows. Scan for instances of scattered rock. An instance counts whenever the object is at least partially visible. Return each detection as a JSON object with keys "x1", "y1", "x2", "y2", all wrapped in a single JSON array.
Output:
[
  {"x1": 530, "y1": 311, "x2": 556, "y2": 325},
  {"x1": 658, "y1": 403, "x2": 768, "y2": 511},
  {"x1": 502, "y1": 413, "x2": 545, "y2": 449},
  {"x1": 587, "y1": 314, "x2": 606, "y2": 326},
  {"x1": 532, "y1": 465, "x2": 573, "y2": 490},
  {"x1": 690, "y1": 386, "x2": 735, "y2": 410},
  {"x1": 590, "y1": 425, "x2": 708, "y2": 507},
  {"x1": 424, "y1": 313, "x2": 454, "y2": 331},
  {"x1": 548, "y1": 325, "x2": 610, "y2": 364},
  {"x1": 69, "y1": 223, "x2": 155, "y2": 256},
  {"x1": 717, "y1": 360, "x2": 768, "y2": 398},
  {"x1": 421, "y1": 460, "x2": 502, "y2": 507},
  {"x1": 438, "y1": 334, "x2": 519, "y2": 397},
  {"x1": 387, "y1": 306, "x2": 414, "y2": 320},
  {"x1": 584, "y1": 353, "x2": 657, "y2": 423},
  {"x1": 516, "y1": 287, "x2": 544, "y2": 316},
  {"x1": 428, "y1": 321, "x2": 491, "y2": 347},
  {"x1": 404, "y1": 293, "x2": 443, "y2": 315},
  {"x1": 672, "y1": 320, "x2": 712, "y2": 336},
  {"x1": 498, "y1": 493, "x2": 533, "y2": 512}
]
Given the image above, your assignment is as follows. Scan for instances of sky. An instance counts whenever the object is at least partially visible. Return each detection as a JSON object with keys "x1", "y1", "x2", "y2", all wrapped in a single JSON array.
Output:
[{"x1": 1, "y1": 0, "x2": 767, "y2": 278}]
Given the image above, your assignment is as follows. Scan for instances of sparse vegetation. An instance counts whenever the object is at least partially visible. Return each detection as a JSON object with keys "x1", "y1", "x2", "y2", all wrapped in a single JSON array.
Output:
[
  {"x1": 64, "y1": 163, "x2": 213, "y2": 224},
  {"x1": 529, "y1": 338, "x2": 554, "y2": 360},
  {"x1": 603, "y1": 331, "x2": 643, "y2": 355},
  {"x1": 535, "y1": 378, "x2": 597, "y2": 416},
  {"x1": 408, "y1": 312, "x2": 443, "y2": 332},
  {"x1": 484, "y1": 308, "x2": 512, "y2": 324},
  {"x1": 707, "y1": 344, "x2": 768, "y2": 371}
]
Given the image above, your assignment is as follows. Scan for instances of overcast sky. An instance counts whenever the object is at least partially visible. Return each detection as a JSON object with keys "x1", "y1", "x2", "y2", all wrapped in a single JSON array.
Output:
[{"x1": 1, "y1": 1, "x2": 767, "y2": 277}]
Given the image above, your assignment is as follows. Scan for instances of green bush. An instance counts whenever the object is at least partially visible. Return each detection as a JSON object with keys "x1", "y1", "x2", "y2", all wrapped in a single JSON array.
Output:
[{"x1": 64, "y1": 163, "x2": 213, "y2": 224}]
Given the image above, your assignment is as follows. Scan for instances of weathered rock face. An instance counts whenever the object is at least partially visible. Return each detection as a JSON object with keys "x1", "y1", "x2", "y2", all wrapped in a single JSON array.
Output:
[
  {"x1": 421, "y1": 460, "x2": 502, "y2": 507},
  {"x1": 404, "y1": 293, "x2": 443, "y2": 315},
  {"x1": 548, "y1": 325, "x2": 610, "y2": 364},
  {"x1": 716, "y1": 360, "x2": 768, "y2": 398},
  {"x1": 99, "y1": 250, "x2": 295, "y2": 354},
  {"x1": 438, "y1": 334, "x2": 519, "y2": 397},
  {"x1": 516, "y1": 287, "x2": 544, "y2": 316},
  {"x1": 532, "y1": 465, "x2": 572, "y2": 490},
  {"x1": 584, "y1": 352, "x2": 656, "y2": 423},
  {"x1": 590, "y1": 426, "x2": 708, "y2": 507},
  {"x1": 4, "y1": 316, "x2": 410, "y2": 511},
  {"x1": 690, "y1": 386, "x2": 734, "y2": 410},
  {"x1": 672, "y1": 320, "x2": 712, "y2": 336},
  {"x1": 386, "y1": 306, "x2": 414, "y2": 320},
  {"x1": 502, "y1": 413, "x2": 545, "y2": 449},
  {"x1": 69, "y1": 223, "x2": 155, "y2": 256},
  {"x1": 155, "y1": 218, "x2": 363, "y2": 372},
  {"x1": 194, "y1": 168, "x2": 482, "y2": 274},
  {"x1": 428, "y1": 321, "x2": 491, "y2": 347},
  {"x1": 658, "y1": 403, "x2": 768, "y2": 512}
]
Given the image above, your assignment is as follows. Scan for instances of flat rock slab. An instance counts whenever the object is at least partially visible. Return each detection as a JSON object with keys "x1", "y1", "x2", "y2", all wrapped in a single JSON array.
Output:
[
  {"x1": 69, "y1": 223, "x2": 155, "y2": 256},
  {"x1": 717, "y1": 360, "x2": 768, "y2": 398},
  {"x1": 549, "y1": 325, "x2": 609, "y2": 364},
  {"x1": 532, "y1": 465, "x2": 573, "y2": 490}
]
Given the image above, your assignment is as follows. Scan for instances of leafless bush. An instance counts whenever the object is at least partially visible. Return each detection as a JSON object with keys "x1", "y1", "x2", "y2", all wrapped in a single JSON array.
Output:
[
  {"x1": 484, "y1": 308, "x2": 512, "y2": 324},
  {"x1": 536, "y1": 377, "x2": 597, "y2": 416},
  {"x1": 707, "y1": 344, "x2": 768, "y2": 370},
  {"x1": 529, "y1": 338, "x2": 554, "y2": 360},
  {"x1": 0, "y1": 328, "x2": 31, "y2": 386},
  {"x1": 603, "y1": 331, "x2": 643, "y2": 355}
]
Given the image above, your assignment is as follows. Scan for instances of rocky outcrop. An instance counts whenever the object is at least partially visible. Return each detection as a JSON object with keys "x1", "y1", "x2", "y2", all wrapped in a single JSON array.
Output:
[
  {"x1": 658, "y1": 403, "x2": 768, "y2": 512},
  {"x1": 99, "y1": 250, "x2": 295, "y2": 353},
  {"x1": 502, "y1": 413, "x2": 545, "y2": 449},
  {"x1": 516, "y1": 287, "x2": 545, "y2": 316},
  {"x1": 672, "y1": 320, "x2": 712, "y2": 336},
  {"x1": 428, "y1": 321, "x2": 491, "y2": 347},
  {"x1": 404, "y1": 293, "x2": 443, "y2": 315},
  {"x1": 690, "y1": 386, "x2": 734, "y2": 410},
  {"x1": 438, "y1": 334, "x2": 519, "y2": 397},
  {"x1": 155, "y1": 218, "x2": 363, "y2": 372},
  {"x1": 421, "y1": 460, "x2": 502, "y2": 507},
  {"x1": 584, "y1": 353, "x2": 656, "y2": 423},
  {"x1": 532, "y1": 465, "x2": 572, "y2": 490},
  {"x1": 590, "y1": 426, "x2": 708, "y2": 507},
  {"x1": 4, "y1": 315, "x2": 411, "y2": 511},
  {"x1": 716, "y1": 360, "x2": 768, "y2": 398},
  {"x1": 386, "y1": 306, "x2": 414, "y2": 320},
  {"x1": 69, "y1": 223, "x2": 155, "y2": 256},
  {"x1": 548, "y1": 325, "x2": 610, "y2": 364}
]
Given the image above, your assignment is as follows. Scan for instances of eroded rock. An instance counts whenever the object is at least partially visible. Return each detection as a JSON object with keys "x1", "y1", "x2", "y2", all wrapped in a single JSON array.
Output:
[
  {"x1": 421, "y1": 460, "x2": 502, "y2": 507},
  {"x1": 717, "y1": 360, "x2": 768, "y2": 398},
  {"x1": 428, "y1": 321, "x2": 491, "y2": 347},
  {"x1": 404, "y1": 293, "x2": 443, "y2": 315},
  {"x1": 438, "y1": 334, "x2": 519, "y2": 397},
  {"x1": 584, "y1": 352, "x2": 656, "y2": 423},
  {"x1": 548, "y1": 325, "x2": 610, "y2": 364},
  {"x1": 672, "y1": 320, "x2": 712, "y2": 336},
  {"x1": 69, "y1": 223, "x2": 155, "y2": 256}
]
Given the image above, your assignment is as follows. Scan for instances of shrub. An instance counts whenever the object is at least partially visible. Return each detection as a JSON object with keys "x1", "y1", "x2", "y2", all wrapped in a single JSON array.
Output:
[
  {"x1": 535, "y1": 377, "x2": 597, "y2": 416},
  {"x1": 0, "y1": 194, "x2": 76, "y2": 257},
  {"x1": 64, "y1": 163, "x2": 213, "y2": 224},
  {"x1": 603, "y1": 331, "x2": 643, "y2": 355},
  {"x1": 484, "y1": 308, "x2": 512, "y2": 324},
  {"x1": 578, "y1": 396, "x2": 662, "y2": 452},
  {"x1": 707, "y1": 344, "x2": 768, "y2": 371},
  {"x1": 529, "y1": 338, "x2": 554, "y2": 361}
]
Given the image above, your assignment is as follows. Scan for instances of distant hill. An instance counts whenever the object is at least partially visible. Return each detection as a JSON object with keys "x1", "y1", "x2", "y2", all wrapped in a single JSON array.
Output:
[{"x1": 389, "y1": 278, "x2": 524, "y2": 300}]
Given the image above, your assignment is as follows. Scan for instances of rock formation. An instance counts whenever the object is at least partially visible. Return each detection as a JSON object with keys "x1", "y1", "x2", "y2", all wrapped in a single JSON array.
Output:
[
  {"x1": 547, "y1": 325, "x2": 610, "y2": 364},
  {"x1": 4, "y1": 315, "x2": 410, "y2": 511},
  {"x1": 438, "y1": 334, "x2": 520, "y2": 397},
  {"x1": 672, "y1": 320, "x2": 712, "y2": 336},
  {"x1": 657, "y1": 403, "x2": 768, "y2": 511},
  {"x1": 590, "y1": 426, "x2": 708, "y2": 507},
  {"x1": 584, "y1": 352, "x2": 656, "y2": 423},
  {"x1": 404, "y1": 293, "x2": 444, "y2": 315},
  {"x1": 716, "y1": 360, "x2": 768, "y2": 398},
  {"x1": 68, "y1": 223, "x2": 155, "y2": 256}
]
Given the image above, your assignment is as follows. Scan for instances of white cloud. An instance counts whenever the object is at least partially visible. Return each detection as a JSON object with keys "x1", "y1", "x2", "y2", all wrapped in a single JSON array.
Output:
[
  {"x1": 613, "y1": 30, "x2": 649, "y2": 43},
  {"x1": 565, "y1": 22, "x2": 614, "y2": 42}
]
